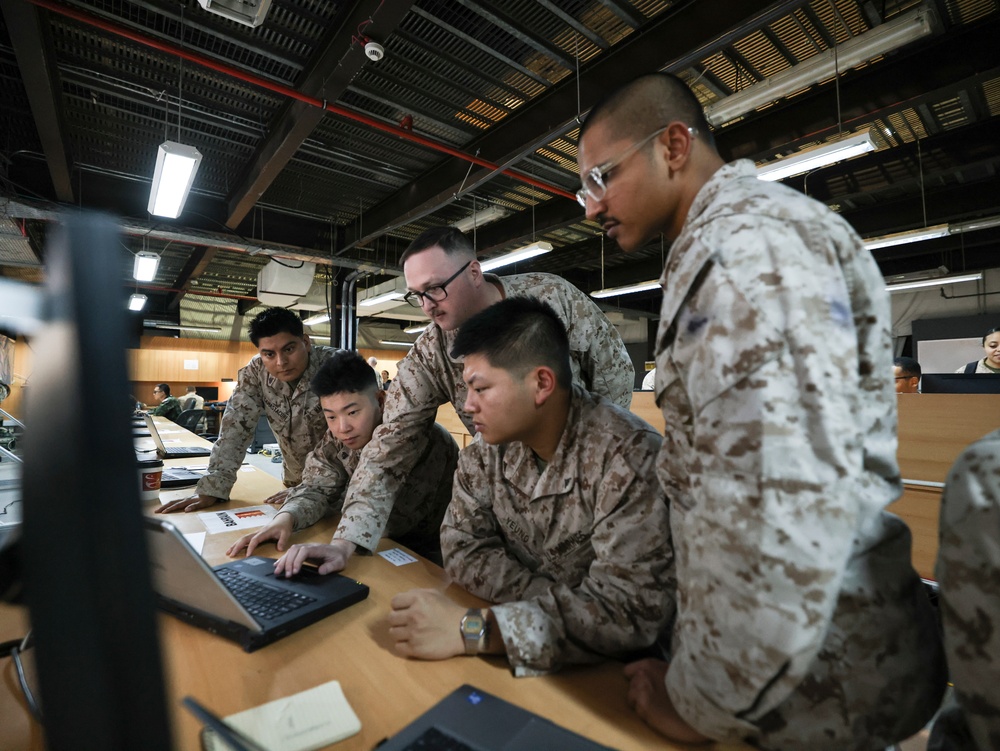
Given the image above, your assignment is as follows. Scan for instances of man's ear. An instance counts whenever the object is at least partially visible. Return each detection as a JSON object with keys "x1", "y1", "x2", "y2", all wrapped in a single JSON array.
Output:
[
  {"x1": 530, "y1": 366, "x2": 558, "y2": 408},
  {"x1": 661, "y1": 121, "x2": 696, "y2": 171},
  {"x1": 302, "y1": 333, "x2": 312, "y2": 350},
  {"x1": 376, "y1": 388, "x2": 386, "y2": 411},
  {"x1": 468, "y1": 259, "x2": 484, "y2": 288}
]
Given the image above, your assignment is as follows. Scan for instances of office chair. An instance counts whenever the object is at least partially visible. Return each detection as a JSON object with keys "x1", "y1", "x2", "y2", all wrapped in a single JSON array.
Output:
[
  {"x1": 181, "y1": 397, "x2": 196, "y2": 411},
  {"x1": 175, "y1": 409, "x2": 206, "y2": 435}
]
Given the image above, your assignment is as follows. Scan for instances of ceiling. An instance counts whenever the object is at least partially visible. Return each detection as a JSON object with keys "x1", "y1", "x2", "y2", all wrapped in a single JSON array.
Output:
[{"x1": 1, "y1": 0, "x2": 999, "y2": 345}]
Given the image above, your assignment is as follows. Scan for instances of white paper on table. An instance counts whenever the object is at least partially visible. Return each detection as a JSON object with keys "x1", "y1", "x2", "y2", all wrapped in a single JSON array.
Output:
[
  {"x1": 379, "y1": 548, "x2": 418, "y2": 566},
  {"x1": 183, "y1": 531, "x2": 206, "y2": 555},
  {"x1": 197, "y1": 504, "x2": 278, "y2": 534}
]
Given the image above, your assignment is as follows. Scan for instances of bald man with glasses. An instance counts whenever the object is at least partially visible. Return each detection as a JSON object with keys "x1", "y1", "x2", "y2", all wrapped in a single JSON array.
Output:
[
  {"x1": 577, "y1": 72, "x2": 944, "y2": 749},
  {"x1": 273, "y1": 225, "x2": 634, "y2": 576}
]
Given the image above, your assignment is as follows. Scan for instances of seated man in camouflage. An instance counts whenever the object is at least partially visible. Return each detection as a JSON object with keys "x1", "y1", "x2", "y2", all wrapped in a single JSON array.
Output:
[
  {"x1": 158, "y1": 307, "x2": 338, "y2": 513},
  {"x1": 387, "y1": 298, "x2": 673, "y2": 675},
  {"x1": 149, "y1": 383, "x2": 182, "y2": 422},
  {"x1": 230, "y1": 350, "x2": 458, "y2": 564}
]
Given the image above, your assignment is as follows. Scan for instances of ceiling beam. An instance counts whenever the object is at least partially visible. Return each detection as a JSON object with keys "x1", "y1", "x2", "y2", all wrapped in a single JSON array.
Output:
[
  {"x1": 167, "y1": 247, "x2": 217, "y2": 310},
  {"x1": 2, "y1": 0, "x2": 74, "y2": 202},
  {"x1": 224, "y1": 0, "x2": 416, "y2": 229},
  {"x1": 339, "y1": 0, "x2": 806, "y2": 252}
]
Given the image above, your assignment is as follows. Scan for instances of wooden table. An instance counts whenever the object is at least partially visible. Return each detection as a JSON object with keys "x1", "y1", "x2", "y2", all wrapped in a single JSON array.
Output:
[{"x1": 1, "y1": 419, "x2": 728, "y2": 750}]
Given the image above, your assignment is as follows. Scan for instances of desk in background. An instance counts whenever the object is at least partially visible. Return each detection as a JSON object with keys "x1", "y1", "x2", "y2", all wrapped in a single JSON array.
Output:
[{"x1": 1, "y1": 418, "x2": 730, "y2": 751}]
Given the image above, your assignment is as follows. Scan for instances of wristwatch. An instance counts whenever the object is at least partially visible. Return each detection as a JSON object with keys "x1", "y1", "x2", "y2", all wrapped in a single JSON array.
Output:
[{"x1": 460, "y1": 608, "x2": 488, "y2": 655}]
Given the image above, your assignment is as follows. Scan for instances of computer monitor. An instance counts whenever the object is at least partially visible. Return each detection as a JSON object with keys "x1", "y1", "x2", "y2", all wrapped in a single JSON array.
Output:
[
  {"x1": 196, "y1": 386, "x2": 219, "y2": 401},
  {"x1": 20, "y1": 213, "x2": 172, "y2": 749},
  {"x1": 920, "y1": 373, "x2": 1000, "y2": 394}
]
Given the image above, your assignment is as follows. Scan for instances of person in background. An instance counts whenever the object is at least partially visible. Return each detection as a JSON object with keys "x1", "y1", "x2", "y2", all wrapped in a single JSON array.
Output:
[
  {"x1": 577, "y1": 72, "x2": 943, "y2": 749},
  {"x1": 157, "y1": 307, "x2": 339, "y2": 513},
  {"x1": 367, "y1": 356, "x2": 383, "y2": 390},
  {"x1": 955, "y1": 326, "x2": 1000, "y2": 374},
  {"x1": 279, "y1": 226, "x2": 635, "y2": 575},
  {"x1": 230, "y1": 351, "x2": 458, "y2": 565},
  {"x1": 182, "y1": 386, "x2": 205, "y2": 411},
  {"x1": 149, "y1": 383, "x2": 182, "y2": 423},
  {"x1": 893, "y1": 356, "x2": 921, "y2": 393},
  {"x1": 387, "y1": 298, "x2": 672, "y2": 674},
  {"x1": 380, "y1": 370, "x2": 391, "y2": 389}
]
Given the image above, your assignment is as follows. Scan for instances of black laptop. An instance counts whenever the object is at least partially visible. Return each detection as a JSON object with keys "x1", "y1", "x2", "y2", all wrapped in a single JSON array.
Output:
[
  {"x1": 144, "y1": 517, "x2": 369, "y2": 652},
  {"x1": 143, "y1": 413, "x2": 212, "y2": 458},
  {"x1": 377, "y1": 684, "x2": 613, "y2": 751}
]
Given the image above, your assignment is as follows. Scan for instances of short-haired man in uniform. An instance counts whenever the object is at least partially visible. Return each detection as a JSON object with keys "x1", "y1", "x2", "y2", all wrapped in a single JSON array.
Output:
[
  {"x1": 158, "y1": 307, "x2": 339, "y2": 513},
  {"x1": 229, "y1": 350, "x2": 458, "y2": 564},
  {"x1": 149, "y1": 383, "x2": 182, "y2": 422},
  {"x1": 577, "y1": 73, "x2": 943, "y2": 748},
  {"x1": 893, "y1": 356, "x2": 921, "y2": 394},
  {"x1": 387, "y1": 297, "x2": 672, "y2": 674},
  {"x1": 275, "y1": 226, "x2": 634, "y2": 575}
]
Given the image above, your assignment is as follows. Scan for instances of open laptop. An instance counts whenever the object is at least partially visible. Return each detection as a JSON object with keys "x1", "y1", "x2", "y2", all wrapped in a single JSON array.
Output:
[
  {"x1": 377, "y1": 684, "x2": 613, "y2": 751},
  {"x1": 144, "y1": 517, "x2": 369, "y2": 652},
  {"x1": 143, "y1": 413, "x2": 212, "y2": 458}
]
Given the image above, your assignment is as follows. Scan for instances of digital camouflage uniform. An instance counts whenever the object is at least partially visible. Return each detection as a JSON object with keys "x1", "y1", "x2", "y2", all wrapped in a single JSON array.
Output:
[
  {"x1": 954, "y1": 359, "x2": 999, "y2": 374},
  {"x1": 929, "y1": 429, "x2": 1000, "y2": 751},
  {"x1": 335, "y1": 272, "x2": 634, "y2": 552},
  {"x1": 150, "y1": 395, "x2": 182, "y2": 422},
  {"x1": 652, "y1": 160, "x2": 945, "y2": 749},
  {"x1": 277, "y1": 421, "x2": 458, "y2": 558},
  {"x1": 442, "y1": 386, "x2": 673, "y2": 676},
  {"x1": 196, "y1": 345, "x2": 338, "y2": 500}
]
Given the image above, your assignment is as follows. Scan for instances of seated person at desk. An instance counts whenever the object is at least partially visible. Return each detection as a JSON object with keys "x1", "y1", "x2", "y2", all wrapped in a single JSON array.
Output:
[
  {"x1": 955, "y1": 325, "x2": 1000, "y2": 374},
  {"x1": 149, "y1": 383, "x2": 182, "y2": 422},
  {"x1": 158, "y1": 307, "x2": 339, "y2": 513},
  {"x1": 307, "y1": 226, "x2": 635, "y2": 573},
  {"x1": 181, "y1": 385, "x2": 205, "y2": 411},
  {"x1": 893, "y1": 356, "x2": 921, "y2": 393},
  {"x1": 577, "y1": 73, "x2": 944, "y2": 748},
  {"x1": 386, "y1": 298, "x2": 673, "y2": 675},
  {"x1": 228, "y1": 351, "x2": 458, "y2": 563}
]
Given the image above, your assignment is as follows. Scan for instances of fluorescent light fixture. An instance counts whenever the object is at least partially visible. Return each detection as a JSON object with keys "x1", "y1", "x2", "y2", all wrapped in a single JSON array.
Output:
[
  {"x1": 380, "y1": 340, "x2": 415, "y2": 348},
  {"x1": 128, "y1": 293, "x2": 147, "y2": 311},
  {"x1": 705, "y1": 5, "x2": 938, "y2": 126},
  {"x1": 404, "y1": 324, "x2": 429, "y2": 334},
  {"x1": 358, "y1": 290, "x2": 405, "y2": 308},
  {"x1": 863, "y1": 224, "x2": 950, "y2": 250},
  {"x1": 453, "y1": 205, "x2": 508, "y2": 233},
  {"x1": 147, "y1": 141, "x2": 203, "y2": 218},
  {"x1": 590, "y1": 279, "x2": 661, "y2": 299},
  {"x1": 133, "y1": 251, "x2": 160, "y2": 282},
  {"x1": 480, "y1": 242, "x2": 553, "y2": 272},
  {"x1": 885, "y1": 272, "x2": 982, "y2": 293},
  {"x1": 144, "y1": 321, "x2": 221, "y2": 333},
  {"x1": 302, "y1": 312, "x2": 331, "y2": 326},
  {"x1": 757, "y1": 130, "x2": 876, "y2": 181}
]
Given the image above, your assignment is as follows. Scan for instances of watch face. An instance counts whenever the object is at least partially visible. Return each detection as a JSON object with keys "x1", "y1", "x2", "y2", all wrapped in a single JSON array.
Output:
[{"x1": 462, "y1": 613, "x2": 485, "y2": 635}]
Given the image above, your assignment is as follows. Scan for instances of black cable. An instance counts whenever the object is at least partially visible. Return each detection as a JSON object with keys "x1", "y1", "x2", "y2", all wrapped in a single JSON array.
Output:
[{"x1": 12, "y1": 640, "x2": 43, "y2": 723}]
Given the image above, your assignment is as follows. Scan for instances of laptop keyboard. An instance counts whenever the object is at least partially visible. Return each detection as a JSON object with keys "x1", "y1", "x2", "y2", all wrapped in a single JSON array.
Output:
[
  {"x1": 216, "y1": 568, "x2": 316, "y2": 621},
  {"x1": 400, "y1": 727, "x2": 476, "y2": 751}
]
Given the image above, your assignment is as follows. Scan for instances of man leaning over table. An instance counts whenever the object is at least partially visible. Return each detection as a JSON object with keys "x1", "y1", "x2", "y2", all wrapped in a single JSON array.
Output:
[
  {"x1": 387, "y1": 297, "x2": 673, "y2": 676},
  {"x1": 229, "y1": 350, "x2": 458, "y2": 565},
  {"x1": 157, "y1": 307, "x2": 339, "y2": 513},
  {"x1": 273, "y1": 226, "x2": 635, "y2": 576},
  {"x1": 577, "y1": 72, "x2": 944, "y2": 749}
]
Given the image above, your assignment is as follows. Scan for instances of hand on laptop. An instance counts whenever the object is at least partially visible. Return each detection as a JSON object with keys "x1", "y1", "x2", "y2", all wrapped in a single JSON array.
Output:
[
  {"x1": 262, "y1": 489, "x2": 290, "y2": 506},
  {"x1": 155, "y1": 493, "x2": 223, "y2": 514},
  {"x1": 227, "y1": 513, "x2": 294, "y2": 558},
  {"x1": 274, "y1": 539, "x2": 356, "y2": 576},
  {"x1": 388, "y1": 589, "x2": 467, "y2": 660}
]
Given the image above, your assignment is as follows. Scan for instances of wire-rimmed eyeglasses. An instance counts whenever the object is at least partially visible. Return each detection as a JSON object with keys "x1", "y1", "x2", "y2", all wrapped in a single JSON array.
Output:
[
  {"x1": 576, "y1": 126, "x2": 697, "y2": 208},
  {"x1": 402, "y1": 260, "x2": 472, "y2": 307}
]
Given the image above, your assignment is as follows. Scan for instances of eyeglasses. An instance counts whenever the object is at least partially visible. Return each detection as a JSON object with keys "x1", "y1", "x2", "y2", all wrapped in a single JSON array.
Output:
[
  {"x1": 576, "y1": 125, "x2": 697, "y2": 208},
  {"x1": 403, "y1": 260, "x2": 472, "y2": 307}
]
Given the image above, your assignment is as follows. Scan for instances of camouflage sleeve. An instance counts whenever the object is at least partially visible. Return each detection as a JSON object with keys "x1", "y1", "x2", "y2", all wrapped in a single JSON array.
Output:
[
  {"x1": 278, "y1": 433, "x2": 349, "y2": 531},
  {"x1": 442, "y1": 445, "x2": 558, "y2": 603},
  {"x1": 935, "y1": 429, "x2": 1000, "y2": 750},
  {"x1": 665, "y1": 330, "x2": 872, "y2": 734},
  {"x1": 195, "y1": 361, "x2": 263, "y2": 500},
  {"x1": 334, "y1": 334, "x2": 451, "y2": 552},
  {"x1": 490, "y1": 430, "x2": 672, "y2": 676}
]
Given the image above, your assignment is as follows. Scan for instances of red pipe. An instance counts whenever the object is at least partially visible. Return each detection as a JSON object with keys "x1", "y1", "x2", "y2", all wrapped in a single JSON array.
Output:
[{"x1": 28, "y1": 0, "x2": 577, "y2": 202}]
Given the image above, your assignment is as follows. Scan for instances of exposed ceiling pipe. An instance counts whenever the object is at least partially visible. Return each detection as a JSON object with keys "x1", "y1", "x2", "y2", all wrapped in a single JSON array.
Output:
[
  {"x1": 27, "y1": 0, "x2": 576, "y2": 203},
  {"x1": 340, "y1": 270, "x2": 365, "y2": 351}
]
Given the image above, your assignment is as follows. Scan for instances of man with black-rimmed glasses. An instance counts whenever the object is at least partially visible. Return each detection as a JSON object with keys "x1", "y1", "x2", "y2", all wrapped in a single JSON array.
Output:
[{"x1": 273, "y1": 225, "x2": 634, "y2": 576}]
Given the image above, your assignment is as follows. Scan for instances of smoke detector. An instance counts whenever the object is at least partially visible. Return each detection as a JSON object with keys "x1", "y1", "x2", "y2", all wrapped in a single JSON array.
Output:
[{"x1": 364, "y1": 41, "x2": 385, "y2": 61}]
